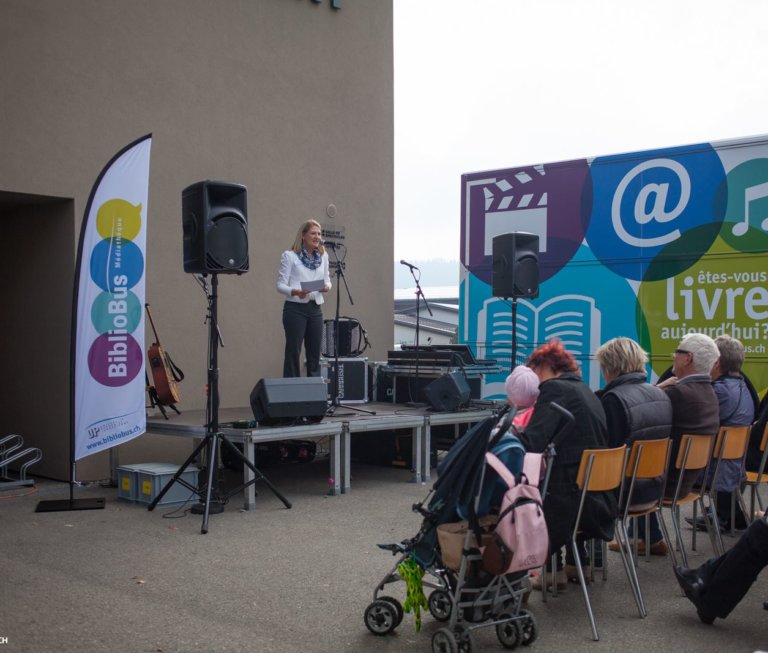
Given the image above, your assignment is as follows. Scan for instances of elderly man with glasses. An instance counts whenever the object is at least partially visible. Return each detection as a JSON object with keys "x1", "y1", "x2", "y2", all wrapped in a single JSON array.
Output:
[{"x1": 659, "y1": 333, "x2": 722, "y2": 495}]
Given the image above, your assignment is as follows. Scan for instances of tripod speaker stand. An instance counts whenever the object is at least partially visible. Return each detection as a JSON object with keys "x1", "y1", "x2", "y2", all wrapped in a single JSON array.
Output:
[
  {"x1": 325, "y1": 243, "x2": 375, "y2": 417},
  {"x1": 147, "y1": 273, "x2": 291, "y2": 534}
]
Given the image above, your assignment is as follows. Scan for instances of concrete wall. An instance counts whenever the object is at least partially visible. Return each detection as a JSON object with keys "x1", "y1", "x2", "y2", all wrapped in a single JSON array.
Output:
[{"x1": 0, "y1": 0, "x2": 394, "y2": 480}]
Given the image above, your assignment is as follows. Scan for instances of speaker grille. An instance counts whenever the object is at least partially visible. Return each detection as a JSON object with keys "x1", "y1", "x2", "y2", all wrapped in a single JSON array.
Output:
[{"x1": 206, "y1": 215, "x2": 249, "y2": 271}]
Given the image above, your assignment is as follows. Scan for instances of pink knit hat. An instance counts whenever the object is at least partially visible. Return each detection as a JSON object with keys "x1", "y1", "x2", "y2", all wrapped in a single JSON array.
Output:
[{"x1": 504, "y1": 365, "x2": 540, "y2": 408}]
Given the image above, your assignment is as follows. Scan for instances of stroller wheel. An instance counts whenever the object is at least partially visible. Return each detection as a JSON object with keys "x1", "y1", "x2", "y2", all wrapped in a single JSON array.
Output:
[
  {"x1": 364, "y1": 600, "x2": 398, "y2": 636},
  {"x1": 495, "y1": 613, "x2": 521, "y2": 650},
  {"x1": 428, "y1": 588, "x2": 452, "y2": 622},
  {"x1": 519, "y1": 609, "x2": 538, "y2": 646},
  {"x1": 377, "y1": 595, "x2": 404, "y2": 627},
  {"x1": 432, "y1": 627, "x2": 458, "y2": 653},
  {"x1": 454, "y1": 624, "x2": 474, "y2": 653}
]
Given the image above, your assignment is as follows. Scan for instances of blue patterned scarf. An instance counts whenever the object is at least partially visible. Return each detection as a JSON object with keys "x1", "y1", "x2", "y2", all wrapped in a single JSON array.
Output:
[{"x1": 298, "y1": 246, "x2": 321, "y2": 270}]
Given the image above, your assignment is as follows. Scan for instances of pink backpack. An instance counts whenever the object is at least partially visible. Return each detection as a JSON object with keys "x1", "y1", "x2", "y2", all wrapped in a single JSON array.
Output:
[{"x1": 481, "y1": 451, "x2": 549, "y2": 575}]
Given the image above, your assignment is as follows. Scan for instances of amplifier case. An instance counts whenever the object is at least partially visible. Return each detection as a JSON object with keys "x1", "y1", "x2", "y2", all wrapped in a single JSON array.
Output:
[{"x1": 321, "y1": 357, "x2": 368, "y2": 403}]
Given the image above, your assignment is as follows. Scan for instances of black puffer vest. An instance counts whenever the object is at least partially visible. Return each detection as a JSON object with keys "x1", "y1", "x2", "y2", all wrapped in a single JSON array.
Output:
[{"x1": 601, "y1": 372, "x2": 672, "y2": 443}]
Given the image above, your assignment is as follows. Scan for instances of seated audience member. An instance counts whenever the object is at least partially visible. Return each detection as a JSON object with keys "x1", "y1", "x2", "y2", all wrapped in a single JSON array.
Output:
[
  {"x1": 745, "y1": 390, "x2": 768, "y2": 478},
  {"x1": 687, "y1": 334, "x2": 756, "y2": 533},
  {"x1": 595, "y1": 337, "x2": 673, "y2": 449},
  {"x1": 614, "y1": 333, "x2": 720, "y2": 556},
  {"x1": 520, "y1": 340, "x2": 614, "y2": 589},
  {"x1": 595, "y1": 337, "x2": 672, "y2": 508},
  {"x1": 504, "y1": 364, "x2": 540, "y2": 430},
  {"x1": 674, "y1": 512, "x2": 768, "y2": 624}
]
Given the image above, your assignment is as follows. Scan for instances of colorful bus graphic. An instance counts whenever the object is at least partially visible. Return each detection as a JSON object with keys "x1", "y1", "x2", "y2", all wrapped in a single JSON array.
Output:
[{"x1": 460, "y1": 135, "x2": 768, "y2": 399}]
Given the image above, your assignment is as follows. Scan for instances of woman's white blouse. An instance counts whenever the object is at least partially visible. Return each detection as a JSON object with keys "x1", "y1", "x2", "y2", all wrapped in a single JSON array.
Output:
[{"x1": 276, "y1": 250, "x2": 331, "y2": 304}]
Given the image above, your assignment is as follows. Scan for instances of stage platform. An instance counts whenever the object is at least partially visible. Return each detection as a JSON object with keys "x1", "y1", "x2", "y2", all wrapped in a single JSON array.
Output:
[{"x1": 146, "y1": 401, "x2": 503, "y2": 509}]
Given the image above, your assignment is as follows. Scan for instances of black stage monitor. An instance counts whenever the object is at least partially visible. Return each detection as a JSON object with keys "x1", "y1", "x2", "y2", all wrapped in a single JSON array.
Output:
[{"x1": 250, "y1": 377, "x2": 327, "y2": 425}]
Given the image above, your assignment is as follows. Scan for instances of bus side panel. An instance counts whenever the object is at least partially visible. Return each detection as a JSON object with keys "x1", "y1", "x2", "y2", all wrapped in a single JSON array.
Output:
[{"x1": 460, "y1": 136, "x2": 768, "y2": 398}]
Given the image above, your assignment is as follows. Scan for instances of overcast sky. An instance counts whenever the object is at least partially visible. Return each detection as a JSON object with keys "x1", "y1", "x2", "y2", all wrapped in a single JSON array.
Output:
[{"x1": 393, "y1": 0, "x2": 768, "y2": 263}]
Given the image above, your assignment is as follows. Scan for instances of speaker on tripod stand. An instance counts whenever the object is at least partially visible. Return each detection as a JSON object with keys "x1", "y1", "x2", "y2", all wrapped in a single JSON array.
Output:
[
  {"x1": 149, "y1": 181, "x2": 291, "y2": 535},
  {"x1": 492, "y1": 232, "x2": 540, "y2": 371}
]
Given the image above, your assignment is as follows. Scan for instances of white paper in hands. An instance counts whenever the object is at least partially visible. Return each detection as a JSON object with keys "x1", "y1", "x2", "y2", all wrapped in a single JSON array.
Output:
[{"x1": 300, "y1": 279, "x2": 325, "y2": 292}]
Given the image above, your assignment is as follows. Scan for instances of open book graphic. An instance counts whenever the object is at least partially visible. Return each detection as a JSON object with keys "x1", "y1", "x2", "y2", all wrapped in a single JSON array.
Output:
[{"x1": 477, "y1": 294, "x2": 602, "y2": 396}]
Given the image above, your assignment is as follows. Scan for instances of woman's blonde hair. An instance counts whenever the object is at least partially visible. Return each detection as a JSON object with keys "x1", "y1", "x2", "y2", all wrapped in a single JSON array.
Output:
[
  {"x1": 595, "y1": 337, "x2": 648, "y2": 378},
  {"x1": 291, "y1": 219, "x2": 325, "y2": 255}
]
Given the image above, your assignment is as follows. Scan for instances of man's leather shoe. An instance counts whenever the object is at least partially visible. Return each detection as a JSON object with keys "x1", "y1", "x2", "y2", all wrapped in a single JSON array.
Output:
[{"x1": 673, "y1": 565, "x2": 716, "y2": 624}]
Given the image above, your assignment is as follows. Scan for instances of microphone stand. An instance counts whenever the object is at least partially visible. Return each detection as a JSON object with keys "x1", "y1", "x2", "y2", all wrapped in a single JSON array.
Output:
[
  {"x1": 406, "y1": 265, "x2": 432, "y2": 407},
  {"x1": 326, "y1": 244, "x2": 375, "y2": 416}
]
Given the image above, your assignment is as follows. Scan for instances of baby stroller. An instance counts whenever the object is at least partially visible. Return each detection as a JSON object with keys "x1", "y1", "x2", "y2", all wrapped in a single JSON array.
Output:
[{"x1": 364, "y1": 404, "x2": 567, "y2": 652}]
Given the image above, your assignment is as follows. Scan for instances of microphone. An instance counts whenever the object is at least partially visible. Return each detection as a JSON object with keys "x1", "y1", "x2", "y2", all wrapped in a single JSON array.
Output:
[
  {"x1": 322, "y1": 240, "x2": 337, "y2": 249},
  {"x1": 400, "y1": 260, "x2": 419, "y2": 270}
]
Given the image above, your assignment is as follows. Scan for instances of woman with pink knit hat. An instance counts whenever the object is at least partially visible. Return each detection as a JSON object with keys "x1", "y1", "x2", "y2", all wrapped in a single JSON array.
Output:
[{"x1": 504, "y1": 365, "x2": 540, "y2": 429}]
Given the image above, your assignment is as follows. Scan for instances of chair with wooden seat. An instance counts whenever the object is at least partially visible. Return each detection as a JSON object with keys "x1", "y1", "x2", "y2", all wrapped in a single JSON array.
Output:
[
  {"x1": 661, "y1": 433, "x2": 716, "y2": 568},
  {"x1": 614, "y1": 437, "x2": 673, "y2": 617},
  {"x1": 743, "y1": 422, "x2": 768, "y2": 521},
  {"x1": 571, "y1": 445, "x2": 628, "y2": 641},
  {"x1": 695, "y1": 424, "x2": 751, "y2": 555}
]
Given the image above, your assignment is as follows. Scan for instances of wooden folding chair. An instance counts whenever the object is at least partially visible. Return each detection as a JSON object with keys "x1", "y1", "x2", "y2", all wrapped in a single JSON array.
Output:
[
  {"x1": 743, "y1": 422, "x2": 768, "y2": 521},
  {"x1": 571, "y1": 445, "x2": 628, "y2": 641},
  {"x1": 661, "y1": 433, "x2": 716, "y2": 568},
  {"x1": 615, "y1": 437, "x2": 672, "y2": 618},
  {"x1": 695, "y1": 425, "x2": 751, "y2": 554}
]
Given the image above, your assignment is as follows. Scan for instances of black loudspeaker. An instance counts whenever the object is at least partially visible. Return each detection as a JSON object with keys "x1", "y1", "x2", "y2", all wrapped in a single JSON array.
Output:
[
  {"x1": 424, "y1": 372, "x2": 471, "y2": 412},
  {"x1": 492, "y1": 232, "x2": 539, "y2": 298},
  {"x1": 182, "y1": 180, "x2": 249, "y2": 274},
  {"x1": 250, "y1": 377, "x2": 327, "y2": 425}
]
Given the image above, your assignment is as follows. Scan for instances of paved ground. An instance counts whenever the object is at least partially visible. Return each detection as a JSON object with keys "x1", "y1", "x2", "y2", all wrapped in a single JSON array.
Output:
[{"x1": 1, "y1": 457, "x2": 766, "y2": 653}]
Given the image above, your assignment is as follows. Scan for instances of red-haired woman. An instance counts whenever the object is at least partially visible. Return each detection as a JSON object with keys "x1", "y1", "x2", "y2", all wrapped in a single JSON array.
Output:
[{"x1": 521, "y1": 341, "x2": 616, "y2": 590}]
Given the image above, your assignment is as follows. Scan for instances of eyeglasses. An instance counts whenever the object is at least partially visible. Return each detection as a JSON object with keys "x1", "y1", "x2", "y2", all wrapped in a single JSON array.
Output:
[{"x1": 672, "y1": 348, "x2": 691, "y2": 358}]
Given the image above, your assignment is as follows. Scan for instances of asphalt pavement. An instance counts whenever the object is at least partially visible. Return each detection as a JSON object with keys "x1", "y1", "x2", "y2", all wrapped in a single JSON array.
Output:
[{"x1": 1, "y1": 457, "x2": 766, "y2": 653}]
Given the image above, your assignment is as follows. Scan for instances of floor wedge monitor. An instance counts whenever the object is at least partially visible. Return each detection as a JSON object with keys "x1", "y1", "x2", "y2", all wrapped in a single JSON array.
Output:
[
  {"x1": 250, "y1": 377, "x2": 327, "y2": 425},
  {"x1": 424, "y1": 371, "x2": 471, "y2": 412}
]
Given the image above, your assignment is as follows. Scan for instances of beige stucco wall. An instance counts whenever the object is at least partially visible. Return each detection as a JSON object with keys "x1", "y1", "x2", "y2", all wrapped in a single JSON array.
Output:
[{"x1": 0, "y1": 0, "x2": 394, "y2": 480}]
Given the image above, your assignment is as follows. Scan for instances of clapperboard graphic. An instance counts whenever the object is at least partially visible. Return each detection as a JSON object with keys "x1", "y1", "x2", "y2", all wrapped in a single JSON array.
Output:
[
  {"x1": 476, "y1": 294, "x2": 602, "y2": 397},
  {"x1": 481, "y1": 166, "x2": 549, "y2": 257}
]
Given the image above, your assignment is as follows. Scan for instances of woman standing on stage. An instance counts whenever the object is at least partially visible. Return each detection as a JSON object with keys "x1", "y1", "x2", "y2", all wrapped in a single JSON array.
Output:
[{"x1": 276, "y1": 219, "x2": 331, "y2": 377}]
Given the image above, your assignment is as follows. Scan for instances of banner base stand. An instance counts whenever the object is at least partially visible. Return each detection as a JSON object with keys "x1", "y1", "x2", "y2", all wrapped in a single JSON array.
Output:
[{"x1": 35, "y1": 497, "x2": 106, "y2": 513}]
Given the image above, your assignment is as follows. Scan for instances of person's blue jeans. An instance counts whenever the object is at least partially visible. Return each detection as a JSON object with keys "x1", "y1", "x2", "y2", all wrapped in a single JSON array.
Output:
[{"x1": 627, "y1": 512, "x2": 663, "y2": 543}]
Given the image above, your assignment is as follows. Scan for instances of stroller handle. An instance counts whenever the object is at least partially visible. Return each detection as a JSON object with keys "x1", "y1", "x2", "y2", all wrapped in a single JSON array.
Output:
[
  {"x1": 548, "y1": 401, "x2": 575, "y2": 423},
  {"x1": 545, "y1": 401, "x2": 575, "y2": 448}
]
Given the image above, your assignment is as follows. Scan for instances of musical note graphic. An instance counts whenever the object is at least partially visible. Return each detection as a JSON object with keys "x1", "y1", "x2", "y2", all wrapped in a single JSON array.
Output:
[{"x1": 732, "y1": 180, "x2": 768, "y2": 236}]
